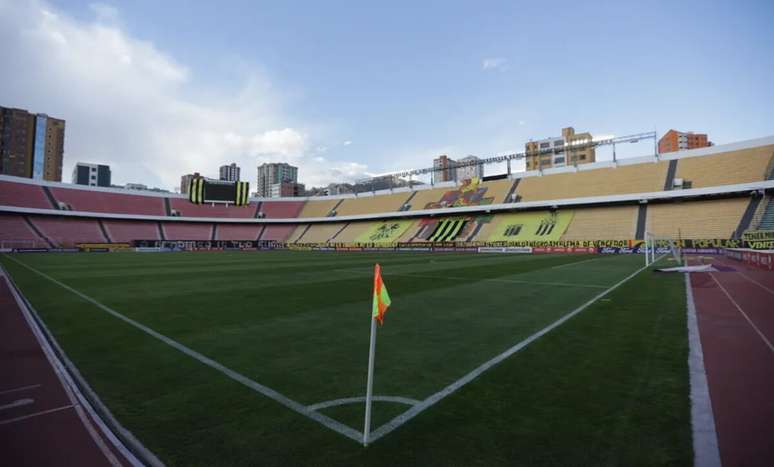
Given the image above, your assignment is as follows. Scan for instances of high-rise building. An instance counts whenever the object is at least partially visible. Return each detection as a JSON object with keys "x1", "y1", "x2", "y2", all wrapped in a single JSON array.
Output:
[
  {"x1": 525, "y1": 127, "x2": 595, "y2": 171},
  {"x1": 72, "y1": 162, "x2": 111, "y2": 187},
  {"x1": 658, "y1": 130, "x2": 711, "y2": 154},
  {"x1": 180, "y1": 172, "x2": 200, "y2": 194},
  {"x1": 256, "y1": 162, "x2": 298, "y2": 197},
  {"x1": 433, "y1": 155, "x2": 457, "y2": 182},
  {"x1": 269, "y1": 181, "x2": 305, "y2": 198},
  {"x1": 456, "y1": 155, "x2": 484, "y2": 181},
  {"x1": 219, "y1": 162, "x2": 240, "y2": 181},
  {"x1": 0, "y1": 106, "x2": 65, "y2": 181}
]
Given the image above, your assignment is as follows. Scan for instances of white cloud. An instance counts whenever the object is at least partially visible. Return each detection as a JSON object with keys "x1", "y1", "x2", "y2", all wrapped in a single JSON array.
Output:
[
  {"x1": 0, "y1": 0, "x2": 370, "y2": 190},
  {"x1": 342, "y1": 140, "x2": 352, "y2": 146},
  {"x1": 482, "y1": 57, "x2": 508, "y2": 71}
]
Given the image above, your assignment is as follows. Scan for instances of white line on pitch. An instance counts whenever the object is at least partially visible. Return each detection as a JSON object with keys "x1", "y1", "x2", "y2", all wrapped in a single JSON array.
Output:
[
  {"x1": 0, "y1": 384, "x2": 41, "y2": 396},
  {"x1": 307, "y1": 395, "x2": 420, "y2": 412},
  {"x1": 0, "y1": 398, "x2": 34, "y2": 412},
  {"x1": 0, "y1": 404, "x2": 75, "y2": 425},
  {"x1": 367, "y1": 256, "x2": 665, "y2": 443},
  {"x1": 548, "y1": 257, "x2": 602, "y2": 269},
  {"x1": 710, "y1": 273, "x2": 774, "y2": 353},
  {"x1": 393, "y1": 272, "x2": 609, "y2": 289},
  {"x1": 4, "y1": 255, "x2": 364, "y2": 443}
]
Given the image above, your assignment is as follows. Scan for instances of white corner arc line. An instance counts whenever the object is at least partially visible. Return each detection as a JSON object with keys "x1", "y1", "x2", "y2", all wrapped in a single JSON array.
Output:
[
  {"x1": 548, "y1": 257, "x2": 601, "y2": 269},
  {"x1": 368, "y1": 256, "x2": 665, "y2": 443},
  {"x1": 307, "y1": 396, "x2": 420, "y2": 412},
  {"x1": 709, "y1": 273, "x2": 774, "y2": 353},
  {"x1": 685, "y1": 273, "x2": 722, "y2": 467},
  {"x1": 3, "y1": 255, "x2": 364, "y2": 443},
  {"x1": 0, "y1": 384, "x2": 42, "y2": 396}
]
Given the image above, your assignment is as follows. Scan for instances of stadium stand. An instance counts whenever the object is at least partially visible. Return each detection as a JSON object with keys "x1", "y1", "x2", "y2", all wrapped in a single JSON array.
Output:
[
  {"x1": 482, "y1": 179, "x2": 517, "y2": 204},
  {"x1": 30, "y1": 216, "x2": 107, "y2": 246},
  {"x1": 477, "y1": 211, "x2": 573, "y2": 242},
  {"x1": 216, "y1": 223, "x2": 263, "y2": 241},
  {"x1": 162, "y1": 222, "x2": 213, "y2": 240},
  {"x1": 297, "y1": 199, "x2": 340, "y2": 218},
  {"x1": 102, "y1": 220, "x2": 161, "y2": 242},
  {"x1": 259, "y1": 201, "x2": 306, "y2": 219},
  {"x1": 0, "y1": 214, "x2": 46, "y2": 246},
  {"x1": 169, "y1": 198, "x2": 256, "y2": 218},
  {"x1": 286, "y1": 225, "x2": 310, "y2": 243},
  {"x1": 646, "y1": 198, "x2": 749, "y2": 239},
  {"x1": 672, "y1": 145, "x2": 774, "y2": 189},
  {"x1": 260, "y1": 224, "x2": 298, "y2": 241},
  {"x1": 561, "y1": 206, "x2": 638, "y2": 241},
  {"x1": 334, "y1": 192, "x2": 413, "y2": 216},
  {"x1": 516, "y1": 160, "x2": 670, "y2": 202},
  {"x1": 0, "y1": 180, "x2": 53, "y2": 209},
  {"x1": 49, "y1": 187, "x2": 166, "y2": 215},
  {"x1": 295, "y1": 223, "x2": 346, "y2": 243},
  {"x1": 329, "y1": 221, "x2": 373, "y2": 244},
  {"x1": 406, "y1": 186, "x2": 451, "y2": 211}
]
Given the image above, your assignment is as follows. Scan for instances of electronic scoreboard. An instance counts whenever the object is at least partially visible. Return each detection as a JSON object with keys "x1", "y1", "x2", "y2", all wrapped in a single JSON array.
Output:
[{"x1": 188, "y1": 177, "x2": 250, "y2": 205}]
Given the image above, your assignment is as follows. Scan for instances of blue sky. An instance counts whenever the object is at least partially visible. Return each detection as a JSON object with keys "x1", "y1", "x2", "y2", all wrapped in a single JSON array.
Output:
[{"x1": 2, "y1": 0, "x2": 773, "y2": 189}]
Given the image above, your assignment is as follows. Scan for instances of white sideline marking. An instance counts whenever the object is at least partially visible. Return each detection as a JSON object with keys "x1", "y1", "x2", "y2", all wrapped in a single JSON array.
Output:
[
  {"x1": 367, "y1": 256, "x2": 665, "y2": 443},
  {"x1": 0, "y1": 404, "x2": 75, "y2": 425},
  {"x1": 4, "y1": 255, "x2": 364, "y2": 443},
  {"x1": 739, "y1": 272, "x2": 774, "y2": 295},
  {"x1": 307, "y1": 395, "x2": 420, "y2": 412},
  {"x1": 0, "y1": 398, "x2": 34, "y2": 412},
  {"x1": 685, "y1": 273, "x2": 722, "y2": 467},
  {"x1": 0, "y1": 384, "x2": 41, "y2": 396},
  {"x1": 710, "y1": 273, "x2": 774, "y2": 353}
]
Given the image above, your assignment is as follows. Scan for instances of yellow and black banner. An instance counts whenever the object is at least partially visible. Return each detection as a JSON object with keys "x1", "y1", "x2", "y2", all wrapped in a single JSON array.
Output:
[
  {"x1": 189, "y1": 177, "x2": 205, "y2": 204},
  {"x1": 235, "y1": 181, "x2": 250, "y2": 206}
]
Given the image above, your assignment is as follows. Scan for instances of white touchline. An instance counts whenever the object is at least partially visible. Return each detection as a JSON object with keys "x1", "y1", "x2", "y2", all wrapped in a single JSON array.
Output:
[
  {"x1": 710, "y1": 273, "x2": 774, "y2": 353},
  {"x1": 0, "y1": 398, "x2": 34, "y2": 411},
  {"x1": 685, "y1": 273, "x2": 721, "y2": 467},
  {"x1": 4, "y1": 255, "x2": 364, "y2": 443},
  {"x1": 548, "y1": 257, "x2": 601, "y2": 269},
  {"x1": 739, "y1": 272, "x2": 774, "y2": 295},
  {"x1": 367, "y1": 255, "x2": 665, "y2": 443}
]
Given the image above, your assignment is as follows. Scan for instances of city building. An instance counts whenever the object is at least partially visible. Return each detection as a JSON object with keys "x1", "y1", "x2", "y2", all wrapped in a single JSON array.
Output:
[
  {"x1": 124, "y1": 183, "x2": 148, "y2": 190},
  {"x1": 269, "y1": 181, "x2": 305, "y2": 198},
  {"x1": 256, "y1": 162, "x2": 298, "y2": 197},
  {"x1": 0, "y1": 105, "x2": 65, "y2": 181},
  {"x1": 180, "y1": 172, "x2": 200, "y2": 194},
  {"x1": 433, "y1": 155, "x2": 457, "y2": 182},
  {"x1": 456, "y1": 155, "x2": 484, "y2": 181},
  {"x1": 219, "y1": 162, "x2": 240, "y2": 181},
  {"x1": 525, "y1": 126, "x2": 595, "y2": 171},
  {"x1": 72, "y1": 162, "x2": 111, "y2": 187},
  {"x1": 658, "y1": 130, "x2": 711, "y2": 154}
]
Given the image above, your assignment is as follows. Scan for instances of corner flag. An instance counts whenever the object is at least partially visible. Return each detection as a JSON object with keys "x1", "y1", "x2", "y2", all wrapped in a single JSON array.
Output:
[{"x1": 372, "y1": 263, "x2": 391, "y2": 325}]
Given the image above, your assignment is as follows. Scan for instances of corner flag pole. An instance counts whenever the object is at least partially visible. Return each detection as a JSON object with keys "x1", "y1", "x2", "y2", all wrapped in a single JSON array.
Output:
[{"x1": 363, "y1": 316, "x2": 377, "y2": 446}]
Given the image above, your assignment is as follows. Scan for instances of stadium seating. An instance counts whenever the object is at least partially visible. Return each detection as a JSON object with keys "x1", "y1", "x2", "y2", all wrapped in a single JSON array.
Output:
[
  {"x1": 0, "y1": 180, "x2": 53, "y2": 209},
  {"x1": 260, "y1": 225, "x2": 298, "y2": 241},
  {"x1": 294, "y1": 223, "x2": 346, "y2": 243},
  {"x1": 258, "y1": 201, "x2": 306, "y2": 219},
  {"x1": 102, "y1": 220, "x2": 161, "y2": 242},
  {"x1": 169, "y1": 198, "x2": 256, "y2": 218},
  {"x1": 216, "y1": 223, "x2": 263, "y2": 241},
  {"x1": 646, "y1": 198, "x2": 748, "y2": 239},
  {"x1": 162, "y1": 222, "x2": 213, "y2": 240},
  {"x1": 30, "y1": 216, "x2": 107, "y2": 246},
  {"x1": 49, "y1": 187, "x2": 166, "y2": 215},
  {"x1": 0, "y1": 214, "x2": 46, "y2": 245},
  {"x1": 333, "y1": 220, "x2": 416, "y2": 244},
  {"x1": 296, "y1": 199, "x2": 340, "y2": 218},
  {"x1": 516, "y1": 161, "x2": 670, "y2": 202},
  {"x1": 673, "y1": 145, "x2": 774, "y2": 189},
  {"x1": 561, "y1": 206, "x2": 638, "y2": 240},
  {"x1": 334, "y1": 192, "x2": 413, "y2": 216},
  {"x1": 480, "y1": 211, "x2": 573, "y2": 242}
]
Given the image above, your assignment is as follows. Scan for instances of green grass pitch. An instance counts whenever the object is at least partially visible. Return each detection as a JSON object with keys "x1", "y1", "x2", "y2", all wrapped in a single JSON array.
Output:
[{"x1": 0, "y1": 251, "x2": 691, "y2": 466}]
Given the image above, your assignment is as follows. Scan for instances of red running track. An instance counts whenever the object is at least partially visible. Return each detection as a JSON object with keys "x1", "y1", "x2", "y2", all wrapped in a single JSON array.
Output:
[
  {"x1": 0, "y1": 273, "x2": 137, "y2": 466},
  {"x1": 690, "y1": 255, "x2": 774, "y2": 467}
]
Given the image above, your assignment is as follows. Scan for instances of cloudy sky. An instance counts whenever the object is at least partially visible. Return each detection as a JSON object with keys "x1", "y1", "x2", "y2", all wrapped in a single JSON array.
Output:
[{"x1": 1, "y1": 0, "x2": 773, "y2": 190}]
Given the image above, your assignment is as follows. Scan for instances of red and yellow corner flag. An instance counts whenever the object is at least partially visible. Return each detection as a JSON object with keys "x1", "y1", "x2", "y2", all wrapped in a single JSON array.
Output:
[{"x1": 372, "y1": 263, "x2": 391, "y2": 325}]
